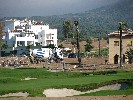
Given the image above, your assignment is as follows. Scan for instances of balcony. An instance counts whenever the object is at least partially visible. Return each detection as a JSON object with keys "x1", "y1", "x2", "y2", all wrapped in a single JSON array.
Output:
[
  {"x1": 15, "y1": 36, "x2": 35, "y2": 41},
  {"x1": 46, "y1": 36, "x2": 54, "y2": 40}
]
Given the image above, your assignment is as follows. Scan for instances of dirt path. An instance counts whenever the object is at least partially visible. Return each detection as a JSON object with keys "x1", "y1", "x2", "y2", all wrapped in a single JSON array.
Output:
[{"x1": 0, "y1": 95, "x2": 133, "y2": 100}]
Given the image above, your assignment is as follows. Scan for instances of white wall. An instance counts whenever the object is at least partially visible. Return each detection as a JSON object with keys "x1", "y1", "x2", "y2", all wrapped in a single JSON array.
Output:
[
  {"x1": 5, "y1": 31, "x2": 20, "y2": 47},
  {"x1": 5, "y1": 20, "x2": 20, "y2": 32},
  {"x1": 4, "y1": 19, "x2": 58, "y2": 53}
]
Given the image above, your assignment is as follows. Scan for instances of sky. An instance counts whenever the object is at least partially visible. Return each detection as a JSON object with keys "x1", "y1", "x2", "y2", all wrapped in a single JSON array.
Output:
[{"x1": 0, "y1": 0, "x2": 119, "y2": 17}]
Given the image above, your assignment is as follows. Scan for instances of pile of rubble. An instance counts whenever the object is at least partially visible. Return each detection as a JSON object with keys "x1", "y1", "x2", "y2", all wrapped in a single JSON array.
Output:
[{"x1": 0, "y1": 57, "x2": 30, "y2": 67}]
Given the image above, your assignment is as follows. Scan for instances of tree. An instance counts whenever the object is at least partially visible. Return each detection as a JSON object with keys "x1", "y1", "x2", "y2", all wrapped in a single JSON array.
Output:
[
  {"x1": 125, "y1": 48, "x2": 133, "y2": 64},
  {"x1": 0, "y1": 21, "x2": 4, "y2": 48},
  {"x1": 47, "y1": 44, "x2": 55, "y2": 49},
  {"x1": 84, "y1": 44, "x2": 93, "y2": 52},
  {"x1": 84, "y1": 38, "x2": 93, "y2": 52},
  {"x1": 86, "y1": 38, "x2": 92, "y2": 44},
  {"x1": 0, "y1": 44, "x2": 9, "y2": 57},
  {"x1": 26, "y1": 44, "x2": 32, "y2": 49},
  {"x1": 35, "y1": 42, "x2": 40, "y2": 46},
  {"x1": 71, "y1": 39, "x2": 76, "y2": 53},
  {"x1": 58, "y1": 44, "x2": 64, "y2": 48},
  {"x1": 1, "y1": 43, "x2": 8, "y2": 50},
  {"x1": 63, "y1": 20, "x2": 73, "y2": 41}
]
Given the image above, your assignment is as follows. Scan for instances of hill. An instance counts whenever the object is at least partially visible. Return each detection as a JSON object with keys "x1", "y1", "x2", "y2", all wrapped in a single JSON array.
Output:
[
  {"x1": 28, "y1": 0, "x2": 133, "y2": 39},
  {"x1": 1, "y1": 0, "x2": 133, "y2": 39}
]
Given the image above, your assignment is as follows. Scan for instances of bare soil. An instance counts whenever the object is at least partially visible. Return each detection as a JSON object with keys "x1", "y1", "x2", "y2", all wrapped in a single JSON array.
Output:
[
  {"x1": 58, "y1": 39, "x2": 108, "y2": 52},
  {"x1": 0, "y1": 95, "x2": 133, "y2": 100}
]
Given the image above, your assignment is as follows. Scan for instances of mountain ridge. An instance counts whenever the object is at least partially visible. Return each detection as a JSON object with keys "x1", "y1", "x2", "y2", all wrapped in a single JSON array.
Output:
[
  {"x1": 30, "y1": 0, "x2": 133, "y2": 38},
  {"x1": 1, "y1": 0, "x2": 133, "y2": 38}
]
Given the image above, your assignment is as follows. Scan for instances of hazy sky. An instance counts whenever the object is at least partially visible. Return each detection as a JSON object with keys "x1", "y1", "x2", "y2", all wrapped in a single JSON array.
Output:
[{"x1": 0, "y1": 0, "x2": 119, "y2": 17}]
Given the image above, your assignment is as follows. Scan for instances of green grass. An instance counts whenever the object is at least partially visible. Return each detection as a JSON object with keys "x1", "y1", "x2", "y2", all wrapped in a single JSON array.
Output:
[
  {"x1": 79, "y1": 89, "x2": 133, "y2": 96},
  {"x1": 0, "y1": 68, "x2": 133, "y2": 96}
]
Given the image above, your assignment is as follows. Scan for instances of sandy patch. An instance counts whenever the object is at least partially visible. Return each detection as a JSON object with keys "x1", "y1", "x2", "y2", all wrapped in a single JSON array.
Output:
[
  {"x1": 0, "y1": 92, "x2": 29, "y2": 97},
  {"x1": 44, "y1": 88, "x2": 82, "y2": 97},
  {"x1": 43, "y1": 84, "x2": 123, "y2": 97},
  {"x1": 21, "y1": 77, "x2": 37, "y2": 80}
]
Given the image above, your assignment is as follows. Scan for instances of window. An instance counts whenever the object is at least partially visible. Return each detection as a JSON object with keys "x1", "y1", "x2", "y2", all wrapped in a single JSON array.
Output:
[
  {"x1": 27, "y1": 27, "x2": 30, "y2": 29},
  {"x1": 35, "y1": 35, "x2": 38, "y2": 39},
  {"x1": 13, "y1": 41, "x2": 15, "y2": 47},
  {"x1": 114, "y1": 41, "x2": 119, "y2": 46},
  {"x1": 6, "y1": 32, "x2": 8, "y2": 37},
  {"x1": 127, "y1": 41, "x2": 132, "y2": 46}
]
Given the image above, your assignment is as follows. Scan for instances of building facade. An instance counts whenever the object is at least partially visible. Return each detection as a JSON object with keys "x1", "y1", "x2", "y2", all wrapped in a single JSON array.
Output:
[
  {"x1": 109, "y1": 29, "x2": 133, "y2": 64},
  {"x1": 5, "y1": 19, "x2": 57, "y2": 49}
]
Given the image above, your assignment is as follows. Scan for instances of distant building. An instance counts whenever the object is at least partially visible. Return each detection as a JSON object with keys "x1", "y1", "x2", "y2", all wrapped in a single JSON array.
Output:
[
  {"x1": 5, "y1": 19, "x2": 57, "y2": 48},
  {"x1": 109, "y1": 29, "x2": 133, "y2": 64},
  {"x1": 3, "y1": 19, "x2": 58, "y2": 56}
]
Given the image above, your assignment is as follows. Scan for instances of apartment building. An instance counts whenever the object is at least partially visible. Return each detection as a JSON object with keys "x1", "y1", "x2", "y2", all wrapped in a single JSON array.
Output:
[
  {"x1": 5, "y1": 19, "x2": 57, "y2": 48},
  {"x1": 2, "y1": 19, "x2": 57, "y2": 56}
]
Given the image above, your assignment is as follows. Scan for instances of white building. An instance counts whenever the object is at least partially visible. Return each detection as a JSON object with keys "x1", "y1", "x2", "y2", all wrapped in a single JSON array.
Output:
[{"x1": 5, "y1": 19, "x2": 57, "y2": 49}]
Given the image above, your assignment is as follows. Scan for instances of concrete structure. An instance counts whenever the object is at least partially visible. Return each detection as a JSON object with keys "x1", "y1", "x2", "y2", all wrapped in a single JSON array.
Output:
[
  {"x1": 5, "y1": 19, "x2": 57, "y2": 48},
  {"x1": 3, "y1": 19, "x2": 57, "y2": 56},
  {"x1": 109, "y1": 29, "x2": 133, "y2": 64}
]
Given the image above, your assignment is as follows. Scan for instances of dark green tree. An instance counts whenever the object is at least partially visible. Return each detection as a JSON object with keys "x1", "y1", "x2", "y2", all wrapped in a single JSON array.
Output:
[
  {"x1": 63, "y1": 20, "x2": 73, "y2": 41},
  {"x1": 47, "y1": 44, "x2": 55, "y2": 49},
  {"x1": 86, "y1": 38, "x2": 92, "y2": 44},
  {"x1": 84, "y1": 38, "x2": 93, "y2": 52},
  {"x1": 58, "y1": 44, "x2": 64, "y2": 48},
  {"x1": 26, "y1": 44, "x2": 32, "y2": 49},
  {"x1": 0, "y1": 44, "x2": 9, "y2": 57},
  {"x1": 0, "y1": 21, "x2": 4, "y2": 48},
  {"x1": 1, "y1": 43, "x2": 8, "y2": 50},
  {"x1": 84, "y1": 44, "x2": 93, "y2": 52},
  {"x1": 126, "y1": 48, "x2": 133, "y2": 64}
]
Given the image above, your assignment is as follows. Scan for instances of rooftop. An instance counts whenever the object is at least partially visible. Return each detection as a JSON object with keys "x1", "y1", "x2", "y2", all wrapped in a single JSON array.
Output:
[
  {"x1": 109, "y1": 29, "x2": 133, "y2": 37},
  {"x1": 10, "y1": 30, "x2": 34, "y2": 34}
]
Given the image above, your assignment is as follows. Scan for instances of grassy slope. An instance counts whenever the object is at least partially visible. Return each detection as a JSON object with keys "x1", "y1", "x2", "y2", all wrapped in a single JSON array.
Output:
[
  {"x1": 79, "y1": 89, "x2": 133, "y2": 96},
  {"x1": 0, "y1": 68, "x2": 133, "y2": 96}
]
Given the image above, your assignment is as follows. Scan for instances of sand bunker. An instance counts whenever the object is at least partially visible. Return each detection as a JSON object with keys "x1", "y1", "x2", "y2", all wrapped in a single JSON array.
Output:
[
  {"x1": 21, "y1": 77, "x2": 37, "y2": 80},
  {"x1": 0, "y1": 92, "x2": 29, "y2": 97},
  {"x1": 43, "y1": 84, "x2": 123, "y2": 97}
]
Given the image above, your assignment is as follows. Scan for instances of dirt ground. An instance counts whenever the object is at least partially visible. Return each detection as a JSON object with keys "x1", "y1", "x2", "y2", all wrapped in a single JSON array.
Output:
[
  {"x1": 58, "y1": 39, "x2": 108, "y2": 52},
  {"x1": 1, "y1": 56, "x2": 133, "y2": 72},
  {"x1": 30, "y1": 57, "x2": 133, "y2": 72},
  {"x1": 0, "y1": 95, "x2": 133, "y2": 100}
]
